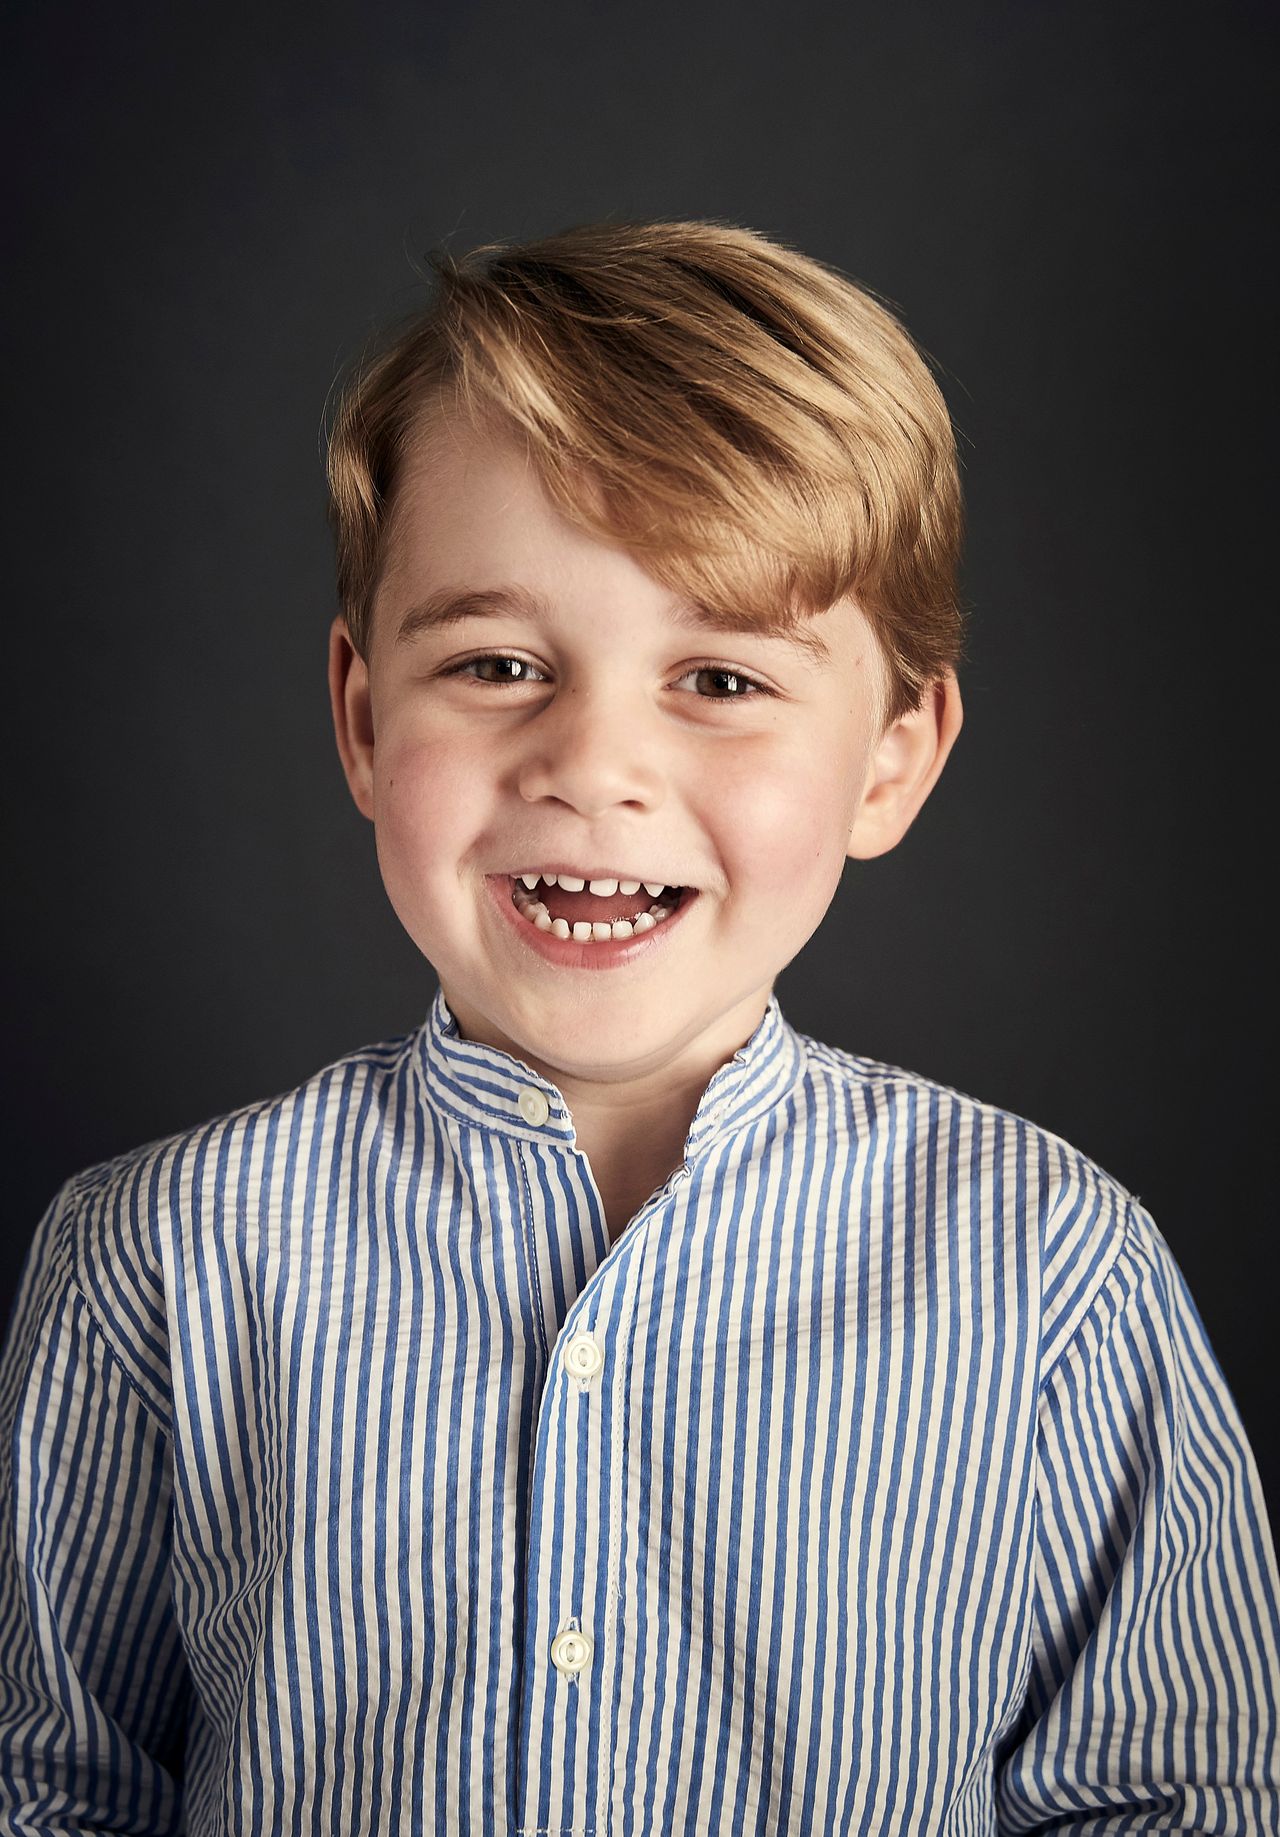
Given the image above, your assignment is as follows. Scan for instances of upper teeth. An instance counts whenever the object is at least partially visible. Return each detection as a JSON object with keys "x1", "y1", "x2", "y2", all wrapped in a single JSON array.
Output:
[{"x1": 517, "y1": 872, "x2": 671, "y2": 897}]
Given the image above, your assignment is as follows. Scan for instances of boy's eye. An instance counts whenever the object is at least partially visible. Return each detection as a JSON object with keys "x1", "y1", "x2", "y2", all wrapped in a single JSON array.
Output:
[
  {"x1": 674, "y1": 665, "x2": 770, "y2": 700},
  {"x1": 442, "y1": 654, "x2": 771, "y2": 700},
  {"x1": 446, "y1": 654, "x2": 545, "y2": 686}
]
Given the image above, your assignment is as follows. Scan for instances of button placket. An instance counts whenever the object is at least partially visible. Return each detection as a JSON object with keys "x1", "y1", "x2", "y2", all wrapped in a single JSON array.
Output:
[{"x1": 514, "y1": 1166, "x2": 654, "y2": 1820}]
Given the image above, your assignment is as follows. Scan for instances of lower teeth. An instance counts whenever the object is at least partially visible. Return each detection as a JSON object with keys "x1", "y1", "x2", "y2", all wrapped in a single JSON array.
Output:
[{"x1": 512, "y1": 893, "x2": 675, "y2": 942}]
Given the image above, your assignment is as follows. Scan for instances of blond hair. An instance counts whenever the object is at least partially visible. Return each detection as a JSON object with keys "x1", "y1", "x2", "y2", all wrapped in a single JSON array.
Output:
[{"x1": 326, "y1": 218, "x2": 965, "y2": 727}]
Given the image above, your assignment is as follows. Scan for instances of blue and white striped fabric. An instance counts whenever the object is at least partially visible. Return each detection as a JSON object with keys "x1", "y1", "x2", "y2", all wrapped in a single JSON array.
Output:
[{"x1": 1, "y1": 989, "x2": 1276, "y2": 1834}]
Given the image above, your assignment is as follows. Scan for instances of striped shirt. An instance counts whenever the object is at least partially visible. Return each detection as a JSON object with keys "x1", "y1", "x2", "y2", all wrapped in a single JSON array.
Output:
[{"x1": 1, "y1": 989, "x2": 1277, "y2": 1835}]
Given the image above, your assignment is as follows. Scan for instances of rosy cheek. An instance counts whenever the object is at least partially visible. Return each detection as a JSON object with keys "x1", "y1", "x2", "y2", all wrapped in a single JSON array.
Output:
[
  {"x1": 720, "y1": 758, "x2": 835, "y2": 895},
  {"x1": 375, "y1": 734, "x2": 473, "y2": 852}
]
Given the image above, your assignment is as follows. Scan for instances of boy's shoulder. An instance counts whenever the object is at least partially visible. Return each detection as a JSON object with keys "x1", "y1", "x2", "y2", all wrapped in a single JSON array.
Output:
[
  {"x1": 797, "y1": 1027, "x2": 1153, "y2": 1365},
  {"x1": 800, "y1": 1026, "x2": 1137, "y2": 1199},
  {"x1": 61, "y1": 1026, "x2": 416, "y2": 1214},
  {"x1": 43, "y1": 1026, "x2": 418, "y2": 1400}
]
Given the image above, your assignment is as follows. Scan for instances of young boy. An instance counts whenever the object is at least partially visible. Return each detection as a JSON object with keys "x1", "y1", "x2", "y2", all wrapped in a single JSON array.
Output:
[{"x1": 1, "y1": 220, "x2": 1275, "y2": 1836}]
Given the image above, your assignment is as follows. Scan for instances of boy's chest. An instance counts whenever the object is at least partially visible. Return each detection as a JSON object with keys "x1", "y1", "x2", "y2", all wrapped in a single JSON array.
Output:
[{"x1": 163, "y1": 1186, "x2": 1043, "y2": 1831}]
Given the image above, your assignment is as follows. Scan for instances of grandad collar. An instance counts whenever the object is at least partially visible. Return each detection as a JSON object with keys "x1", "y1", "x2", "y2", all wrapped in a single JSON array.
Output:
[{"x1": 412, "y1": 987, "x2": 807, "y2": 1165}]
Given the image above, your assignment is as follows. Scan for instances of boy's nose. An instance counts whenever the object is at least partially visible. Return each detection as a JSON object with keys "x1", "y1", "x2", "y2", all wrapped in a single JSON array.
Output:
[{"x1": 514, "y1": 687, "x2": 666, "y2": 815}]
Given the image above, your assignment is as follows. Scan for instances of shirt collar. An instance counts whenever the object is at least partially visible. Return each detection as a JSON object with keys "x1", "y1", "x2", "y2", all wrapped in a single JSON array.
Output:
[{"x1": 413, "y1": 986, "x2": 807, "y2": 1163}]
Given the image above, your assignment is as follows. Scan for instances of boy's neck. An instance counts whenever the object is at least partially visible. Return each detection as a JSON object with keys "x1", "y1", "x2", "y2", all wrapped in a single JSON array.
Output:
[{"x1": 440, "y1": 983, "x2": 774, "y2": 1237}]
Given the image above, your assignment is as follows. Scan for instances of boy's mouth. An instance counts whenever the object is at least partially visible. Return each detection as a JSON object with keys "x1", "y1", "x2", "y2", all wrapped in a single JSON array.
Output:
[{"x1": 505, "y1": 872, "x2": 691, "y2": 938}]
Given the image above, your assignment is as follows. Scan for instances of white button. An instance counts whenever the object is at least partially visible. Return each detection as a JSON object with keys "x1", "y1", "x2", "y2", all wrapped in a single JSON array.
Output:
[
  {"x1": 563, "y1": 1332, "x2": 604, "y2": 1380},
  {"x1": 550, "y1": 1628, "x2": 593, "y2": 1675},
  {"x1": 518, "y1": 1086, "x2": 550, "y2": 1126}
]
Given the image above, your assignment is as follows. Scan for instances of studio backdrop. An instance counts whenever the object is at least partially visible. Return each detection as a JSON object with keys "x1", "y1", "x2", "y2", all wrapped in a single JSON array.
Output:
[{"x1": 4, "y1": 0, "x2": 1273, "y2": 1527}]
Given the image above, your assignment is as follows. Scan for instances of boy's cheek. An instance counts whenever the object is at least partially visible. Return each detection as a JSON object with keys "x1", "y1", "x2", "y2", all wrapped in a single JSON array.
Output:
[
  {"x1": 372, "y1": 732, "x2": 476, "y2": 836},
  {"x1": 371, "y1": 747, "x2": 492, "y2": 918},
  {"x1": 720, "y1": 771, "x2": 844, "y2": 897}
]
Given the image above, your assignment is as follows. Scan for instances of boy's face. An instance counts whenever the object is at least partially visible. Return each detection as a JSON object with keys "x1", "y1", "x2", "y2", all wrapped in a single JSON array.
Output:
[{"x1": 329, "y1": 412, "x2": 960, "y2": 1105}]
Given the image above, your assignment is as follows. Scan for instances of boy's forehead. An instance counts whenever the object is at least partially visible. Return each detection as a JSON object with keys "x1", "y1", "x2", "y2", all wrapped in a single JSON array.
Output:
[
  {"x1": 395, "y1": 405, "x2": 609, "y2": 538},
  {"x1": 384, "y1": 410, "x2": 587, "y2": 569},
  {"x1": 381, "y1": 407, "x2": 881, "y2": 689}
]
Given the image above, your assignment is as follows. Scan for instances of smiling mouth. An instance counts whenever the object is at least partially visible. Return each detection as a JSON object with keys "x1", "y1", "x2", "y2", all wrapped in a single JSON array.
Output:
[{"x1": 507, "y1": 874, "x2": 691, "y2": 940}]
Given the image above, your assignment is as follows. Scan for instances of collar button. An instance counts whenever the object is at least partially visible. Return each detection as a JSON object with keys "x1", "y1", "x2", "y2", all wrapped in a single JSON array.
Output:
[{"x1": 518, "y1": 1086, "x2": 550, "y2": 1126}]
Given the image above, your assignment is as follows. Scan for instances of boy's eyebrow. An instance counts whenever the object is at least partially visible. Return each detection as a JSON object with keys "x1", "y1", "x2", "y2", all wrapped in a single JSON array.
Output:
[{"x1": 394, "y1": 585, "x2": 832, "y2": 666}]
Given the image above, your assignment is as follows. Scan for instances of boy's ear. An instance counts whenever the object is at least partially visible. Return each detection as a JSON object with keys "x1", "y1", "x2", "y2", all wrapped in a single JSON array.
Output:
[
  {"x1": 328, "y1": 614, "x2": 376, "y2": 822},
  {"x1": 847, "y1": 671, "x2": 963, "y2": 860}
]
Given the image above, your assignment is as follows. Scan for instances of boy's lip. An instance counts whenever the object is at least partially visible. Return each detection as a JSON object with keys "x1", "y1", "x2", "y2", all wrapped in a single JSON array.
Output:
[{"x1": 484, "y1": 872, "x2": 699, "y2": 970}]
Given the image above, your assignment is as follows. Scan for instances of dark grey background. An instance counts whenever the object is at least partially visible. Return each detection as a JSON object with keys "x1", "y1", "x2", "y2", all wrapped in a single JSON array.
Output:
[{"x1": 5, "y1": 1, "x2": 1274, "y2": 1528}]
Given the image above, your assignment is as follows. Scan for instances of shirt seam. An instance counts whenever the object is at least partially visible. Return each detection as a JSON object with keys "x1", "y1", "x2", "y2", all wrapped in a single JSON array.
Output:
[
  {"x1": 515, "y1": 1144, "x2": 550, "y2": 1366},
  {"x1": 1016, "y1": 1204, "x2": 1146, "y2": 1747},
  {"x1": 599, "y1": 1224, "x2": 652, "y2": 1835},
  {"x1": 1035, "y1": 1198, "x2": 1142, "y2": 1403},
  {"x1": 64, "y1": 1190, "x2": 173, "y2": 1440}
]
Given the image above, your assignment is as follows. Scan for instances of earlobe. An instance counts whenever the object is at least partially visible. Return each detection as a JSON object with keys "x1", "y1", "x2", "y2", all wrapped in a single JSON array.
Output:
[
  {"x1": 847, "y1": 672, "x2": 964, "y2": 860},
  {"x1": 327, "y1": 614, "x2": 376, "y2": 822}
]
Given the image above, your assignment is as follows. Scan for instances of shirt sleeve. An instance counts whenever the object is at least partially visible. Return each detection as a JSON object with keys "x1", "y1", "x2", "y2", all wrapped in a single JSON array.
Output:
[
  {"x1": 0, "y1": 1180, "x2": 190, "y2": 1834},
  {"x1": 995, "y1": 1198, "x2": 1280, "y2": 1833}
]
